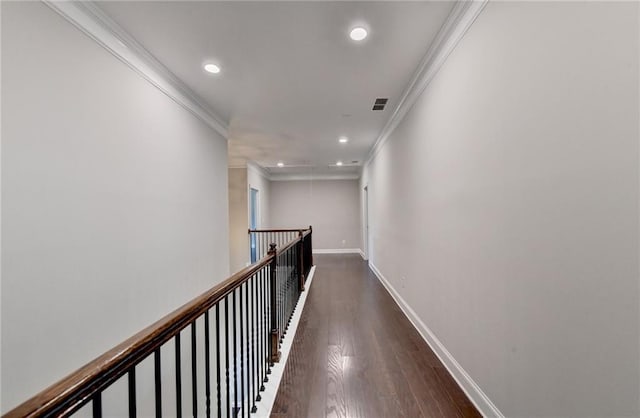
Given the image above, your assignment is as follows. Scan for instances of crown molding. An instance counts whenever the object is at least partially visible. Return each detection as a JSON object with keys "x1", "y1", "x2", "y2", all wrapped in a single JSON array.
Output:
[
  {"x1": 270, "y1": 173, "x2": 360, "y2": 182},
  {"x1": 365, "y1": 0, "x2": 487, "y2": 166},
  {"x1": 246, "y1": 161, "x2": 272, "y2": 181},
  {"x1": 232, "y1": 161, "x2": 360, "y2": 182},
  {"x1": 43, "y1": 1, "x2": 228, "y2": 138}
]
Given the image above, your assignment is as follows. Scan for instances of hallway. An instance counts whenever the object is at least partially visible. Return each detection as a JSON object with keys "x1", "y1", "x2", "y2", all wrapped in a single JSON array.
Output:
[
  {"x1": 271, "y1": 255, "x2": 481, "y2": 418},
  {"x1": 3, "y1": 1, "x2": 639, "y2": 416}
]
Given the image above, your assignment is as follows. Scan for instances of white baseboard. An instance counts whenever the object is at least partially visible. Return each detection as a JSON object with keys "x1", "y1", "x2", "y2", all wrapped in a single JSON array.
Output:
[
  {"x1": 368, "y1": 263, "x2": 504, "y2": 418},
  {"x1": 312, "y1": 248, "x2": 362, "y2": 254},
  {"x1": 257, "y1": 265, "x2": 316, "y2": 417},
  {"x1": 358, "y1": 249, "x2": 366, "y2": 260}
]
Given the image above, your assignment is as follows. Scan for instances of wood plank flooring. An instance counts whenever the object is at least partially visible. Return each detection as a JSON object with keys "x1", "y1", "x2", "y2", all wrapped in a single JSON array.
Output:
[{"x1": 271, "y1": 254, "x2": 481, "y2": 418}]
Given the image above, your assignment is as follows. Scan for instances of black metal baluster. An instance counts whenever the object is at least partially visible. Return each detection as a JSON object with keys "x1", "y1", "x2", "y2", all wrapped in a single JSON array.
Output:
[
  {"x1": 292, "y1": 247, "x2": 296, "y2": 314},
  {"x1": 128, "y1": 368, "x2": 137, "y2": 418},
  {"x1": 283, "y1": 251, "x2": 286, "y2": 337},
  {"x1": 216, "y1": 304, "x2": 222, "y2": 418},
  {"x1": 192, "y1": 321, "x2": 198, "y2": 418},
  {"x1": 269, "y1": 246, "x2": 279, "y2": 367},
  {"x1": 176, "y1": 334, "x2": 182, "y2": 418},
  {"x1": 205, "y1": 311, "x2": 212, "y2": 418},
  {"x1": 292, "y1": 250, "x2": 295, "y2": 316},
  {"x1": 269, "y1": 258, "x2": 273, "y2": 363},
  {"x1": 263, "y1": 265, "x2": 270, "y2": 379},
  {"x1": 285, "y1": 251, "x2": 288, "y2": 336},
  {"x1": 245, "y1": 279, "x2": 251, "y2": 414},
  {"x1": 279, "y1": 253, "x2": 284, "y2": 341},
  {"x1": 282, "y1": 249, "x2": 291, "y2": 339},
  {"x1": 275, "y1": 253, "x2": 279, "y2": 344},
  {"x1": 259, "y1": 268, "x2": 265, "y2": 391},
  {"x1": 284, "y1": 252, "x2": 287, "y2": 339},
  {"x1": 155, "y1": 348, "x2": 162, "y2": 418},
  {"x1": 288, "y1": 250, "x2": 291, "y2": 331},
  {"x1": 284, "y1": 251, "x2": 286, "y2": 337},
  {"x1": 288, "y1": 250, "x2": 291, "y2": 330},
  {"x1": 251, "y1": 274, "x2": 258, "y2": 411},
  {"x1": 225, "y1": 296, "x2": 230, "y2": 418},
  {"x1": 92, "y1": 392, "x2": 102, "y2": 418},
  {"x1": 233, "y1": 290, "x2": 238, "y2": 417},
  {"x1": 240, "y1": 283, "x2": 245, "y2": 418}
]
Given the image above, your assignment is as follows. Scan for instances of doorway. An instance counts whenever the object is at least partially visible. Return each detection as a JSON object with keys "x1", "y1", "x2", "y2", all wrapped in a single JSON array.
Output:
[
  {"x1": 250, "y1": 187, "x2": 259, "y2": 263},
  {"x1": 364, "y1": 185, "x2": 369, "y2": 261}
]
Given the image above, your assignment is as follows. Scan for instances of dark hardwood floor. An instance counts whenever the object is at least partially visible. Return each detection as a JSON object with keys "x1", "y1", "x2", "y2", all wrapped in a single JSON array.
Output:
[{"x1": 271, "y1": 254, "x2": 481, "y2": 418}]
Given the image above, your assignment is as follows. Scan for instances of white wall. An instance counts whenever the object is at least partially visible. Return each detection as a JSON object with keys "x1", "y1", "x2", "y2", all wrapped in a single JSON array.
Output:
[
  {"x1": 228, "y1": 168, "x2": 249, "y2": 272},
  {"x1": 361, "y1": 2, "x2": 639, "y2": 417},
  {"x1": 1, "y1": 2, "x2": 229, "y2": 412},
  {"x1": 271, "y1": 179, "x2": 360, "y2": 251}
]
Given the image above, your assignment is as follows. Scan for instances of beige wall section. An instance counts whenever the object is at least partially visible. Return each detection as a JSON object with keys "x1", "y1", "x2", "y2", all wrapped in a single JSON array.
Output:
[
  {"x1": 228, "y1": 168, "x2": 249, "y2": 273},
  {"x1": 228, "y1": 164, "x2": 272, "y2": 272},
  {"x1": 247, "y1": 163, "x2": 271, "y2": 229},
  {"x1": 270, "y1": 179, "x2": 361, "y2": 251},
  {"x1": 1, "y1": 2, "x2": 229, "y2": 411},
  {"x1": 361, "y1": 2, "x2": 639, "y2": 417}
]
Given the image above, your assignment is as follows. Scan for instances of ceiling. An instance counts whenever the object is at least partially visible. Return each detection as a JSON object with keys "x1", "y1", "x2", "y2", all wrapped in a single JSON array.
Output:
[{"x1": 96, "y1": 1, "x2": 455, "y2": 177}]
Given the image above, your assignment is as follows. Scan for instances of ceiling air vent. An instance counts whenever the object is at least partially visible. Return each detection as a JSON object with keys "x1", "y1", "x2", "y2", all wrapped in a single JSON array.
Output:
[{"x1": 372, "y1": 98, "x2": 388, "y2": 111}]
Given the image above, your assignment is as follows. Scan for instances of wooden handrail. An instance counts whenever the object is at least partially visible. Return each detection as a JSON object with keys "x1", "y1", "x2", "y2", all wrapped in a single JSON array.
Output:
[
  {"x1": 276, "y1": 237, "x2": 299, "y2": 254},
  {"x1": 4, "y1": 255, "x2": 275, "y2": 418},
  {"x1": 248, "y1": 227, "x2": 311, "y2": 233},
  {"x1": 6, "y1": 226, "x2": 314, "y2": 418}
]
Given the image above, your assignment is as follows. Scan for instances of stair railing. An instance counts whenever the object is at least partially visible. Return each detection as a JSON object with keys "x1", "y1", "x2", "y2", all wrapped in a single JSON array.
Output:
[
  {"x1": 4, "y1": 228, "x2": 313, "y2": 418},
  {"x1": 248, "y1": 226, "x2": 313, "y2": 265}
]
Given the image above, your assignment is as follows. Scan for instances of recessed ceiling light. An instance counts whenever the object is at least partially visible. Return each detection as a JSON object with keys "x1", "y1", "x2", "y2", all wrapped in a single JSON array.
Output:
[
  {"x1": 339, "y1": 137, "x2": 349, "y2": 144},
  {"x1": 336, "y1": 161, "x2": 343, "y2": 166},
  {"x1": 350, "y1": 27, "x2": 368, "y2": 41},
  {"x1": 277, "y1": 162, "x2": 284, "y2": 167},
  {"x1": 204, "y1": 63, "x2": 221, "y2": 74}
]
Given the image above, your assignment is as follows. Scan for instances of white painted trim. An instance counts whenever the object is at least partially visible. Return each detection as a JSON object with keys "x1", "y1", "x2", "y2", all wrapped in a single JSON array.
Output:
[
  {"x1": 230, "y1": 164, "x2": 360, "y2": 182},
  {"x1": 358, "y1": 249, "x2": 366, "y2": 260},
  {"x1": 365, "y1": 0, "x2": 487, "y2": 166},
  {"x1": 43, "y1": 1, "x2": 228, "y2": 137},
  {"x1": 270, "y1": 173, "x2": 360, "y2": 182},
  {"x1": 312, "y1": 248, "x2": 362, "y2": 255},
  {"x1": 247, "y1": 161, "x2": 271, "y2": 181},
  {"x1": 369, "y1": 262, "x2": 504, "y2": 418},
  {"x1": 257, "y1": 265, "x2": 316, "y2": 417}
]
